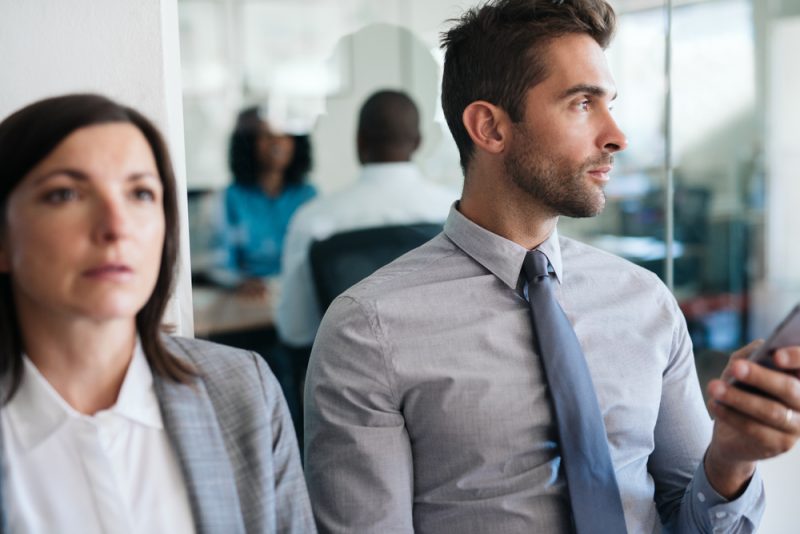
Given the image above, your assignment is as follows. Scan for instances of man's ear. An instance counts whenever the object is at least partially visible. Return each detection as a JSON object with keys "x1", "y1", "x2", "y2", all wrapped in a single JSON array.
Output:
[
  {"x1": 412, "y1": 133, "x2": 421, "y2": 152},
  {"x1": 462, "y1": 101, "x2": 511, "y2": 156}
]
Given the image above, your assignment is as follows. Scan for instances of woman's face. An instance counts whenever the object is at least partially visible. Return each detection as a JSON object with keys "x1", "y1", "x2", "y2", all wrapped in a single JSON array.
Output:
[
  {"x1": 0, "y1": 122, "x2": 165, "y2": 326},
  {"x1": 256, "y1": 122, "x2": 295, "y2": 173}
]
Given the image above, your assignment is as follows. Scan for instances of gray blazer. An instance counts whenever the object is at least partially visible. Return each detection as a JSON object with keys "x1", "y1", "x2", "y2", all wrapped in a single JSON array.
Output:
[{"x1": 0, "y1": 335, "x2": 316, "y2": 534}]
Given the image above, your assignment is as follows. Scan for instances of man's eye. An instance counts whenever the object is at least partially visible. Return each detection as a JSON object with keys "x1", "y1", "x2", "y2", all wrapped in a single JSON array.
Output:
[
  {"x1": 578, "y1": 100, "x2": 590, "y2": 111},
  {"x1": 43, "y1": 188, "x2": 78, "y2": 204}
]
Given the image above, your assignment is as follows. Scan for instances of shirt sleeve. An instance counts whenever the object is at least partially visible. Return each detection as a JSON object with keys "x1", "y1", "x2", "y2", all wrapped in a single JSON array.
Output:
[
  {"x1": 650, "y1": 295, "x2": 765, "y2": 533},
  {"x1": 206, "y1": 188, "x2": 245, "y2": 287},
  {"x1": 299, "y1": 183, "x2": 317, "y2": 203},
  {"x1": 304, "y1": 295, "x2": 414, "y2": 534},
  {"x1": 275, "y1": 208, "x2": 323, "y2": 347},
  {"x1": 674, "y1": 461, "x2": 764, "y2": 533}
]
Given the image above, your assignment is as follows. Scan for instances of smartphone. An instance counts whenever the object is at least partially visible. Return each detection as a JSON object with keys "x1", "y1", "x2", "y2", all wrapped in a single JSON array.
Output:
[{"x1": 730, "y1": 303, "x2": 800, "y2": 396}]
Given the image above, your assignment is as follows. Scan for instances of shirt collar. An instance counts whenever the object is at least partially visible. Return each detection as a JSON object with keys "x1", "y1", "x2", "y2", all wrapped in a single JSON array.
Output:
[
  {"x1": 443, "y1": 202, "x2": 563, "y2": 290},
  {"x1": 111, "y1": 338, "x2": 164, "y2": 430},
  {"x1": 4, "y1": 338, "x2": 163, "y2": 451},
  {"x1": 359, "y1": 162, "x2": 422, "y2": 184}
]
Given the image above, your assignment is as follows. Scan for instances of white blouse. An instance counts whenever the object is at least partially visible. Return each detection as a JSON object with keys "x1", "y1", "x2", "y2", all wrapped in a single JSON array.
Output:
[{"x1": 1, "y1": 341, "x2": 195, "y2": 534}]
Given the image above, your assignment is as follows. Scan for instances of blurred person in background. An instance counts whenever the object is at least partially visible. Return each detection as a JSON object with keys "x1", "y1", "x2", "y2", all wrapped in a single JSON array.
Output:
[
  {"x1": 0, "y1": 94, "x2": 314, "y2": 533},
  {"x1": 277, "y1": 89, "x2": 454, "y2": 348},
  {"x1": 209, "y1": 106, "x2": 316, "y2": 298}
]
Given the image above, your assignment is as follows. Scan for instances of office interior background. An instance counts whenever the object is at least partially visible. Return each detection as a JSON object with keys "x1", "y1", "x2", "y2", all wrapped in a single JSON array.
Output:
[{"x1": 2, "y1": 0, "x2": 800, "y2": 531}]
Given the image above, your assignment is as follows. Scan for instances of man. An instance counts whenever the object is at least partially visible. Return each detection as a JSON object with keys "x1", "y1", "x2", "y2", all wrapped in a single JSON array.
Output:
[
  {"x1": 276, "y1": 89, "x2": 454, "y2": 347},
  {"x1": 305, "y1": 1, "x2": 800, "y2": 532}
]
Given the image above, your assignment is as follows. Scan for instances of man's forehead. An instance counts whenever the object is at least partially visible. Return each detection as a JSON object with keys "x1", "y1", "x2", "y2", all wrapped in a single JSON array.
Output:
[{"x1": 537, "y1": 33, "x2": 617, "y2": 98}]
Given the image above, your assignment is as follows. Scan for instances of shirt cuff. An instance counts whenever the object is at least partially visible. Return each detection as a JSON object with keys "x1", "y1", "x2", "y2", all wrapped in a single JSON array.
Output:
[{"x1": 689, "y1": 461, "x2": 765, "y2": 531}]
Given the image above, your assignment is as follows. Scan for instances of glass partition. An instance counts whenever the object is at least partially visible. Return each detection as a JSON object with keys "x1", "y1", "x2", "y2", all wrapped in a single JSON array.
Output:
[
  {"x1": 177, "y1": 0, "x2": 800, "y2": 360},
  {"x1": 178, "y1": 3, "x2": 800, "y2": 527}
]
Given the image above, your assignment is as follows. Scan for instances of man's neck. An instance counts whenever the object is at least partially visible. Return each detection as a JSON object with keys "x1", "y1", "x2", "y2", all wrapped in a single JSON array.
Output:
[{"x1": 459, "y1": 165, "x2": 558, "y2": 250}]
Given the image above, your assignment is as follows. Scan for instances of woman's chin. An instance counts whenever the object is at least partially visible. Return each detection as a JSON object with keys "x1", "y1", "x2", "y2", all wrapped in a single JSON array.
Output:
[{"x1": 72, "y1": 298, "x2": 147, "y2": 324}]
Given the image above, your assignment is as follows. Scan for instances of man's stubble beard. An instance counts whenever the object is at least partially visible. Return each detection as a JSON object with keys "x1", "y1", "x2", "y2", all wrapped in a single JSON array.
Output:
[{"x1": 504, "y1": 123, "x2": 612, "y2": 218}]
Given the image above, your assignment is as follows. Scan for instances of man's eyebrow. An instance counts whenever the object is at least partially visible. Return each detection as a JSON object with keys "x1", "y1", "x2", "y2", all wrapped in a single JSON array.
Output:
[{"x1": 559, "y1": 84, "x2": 618, "y2": 101}]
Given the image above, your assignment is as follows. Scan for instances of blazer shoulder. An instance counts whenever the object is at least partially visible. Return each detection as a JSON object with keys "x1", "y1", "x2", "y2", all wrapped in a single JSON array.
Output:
[
  {"x1": 163, "y1": 335, "x2": 255, "y2": 369},
  {"x1": 161, "y1": 335, "x2": 276, "y2": 401}
]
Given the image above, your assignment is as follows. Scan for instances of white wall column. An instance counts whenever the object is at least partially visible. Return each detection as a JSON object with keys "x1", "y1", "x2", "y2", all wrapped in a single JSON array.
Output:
[
  {"x1": 0, "y1": 0, "x2": 193, "y2": 335},
  {"x1": 754, "y1": 14, "x2": 800, "y2": 534}
]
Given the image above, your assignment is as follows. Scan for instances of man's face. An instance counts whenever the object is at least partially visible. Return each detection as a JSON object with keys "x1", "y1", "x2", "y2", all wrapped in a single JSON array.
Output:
[{"x1": 504, "y1": 33, "x2": 627, "y2": 218}]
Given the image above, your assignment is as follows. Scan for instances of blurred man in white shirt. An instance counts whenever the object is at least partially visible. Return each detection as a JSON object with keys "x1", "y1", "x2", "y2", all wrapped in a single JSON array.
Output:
[{"x1": 276, "y1": 90, "x2": 455, "y2": 347}]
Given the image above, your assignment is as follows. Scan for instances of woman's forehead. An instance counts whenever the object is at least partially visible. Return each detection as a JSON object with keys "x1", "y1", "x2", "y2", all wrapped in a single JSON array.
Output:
[{"x1": 25, "y1": 123, "x2": 158, "y2": 182}]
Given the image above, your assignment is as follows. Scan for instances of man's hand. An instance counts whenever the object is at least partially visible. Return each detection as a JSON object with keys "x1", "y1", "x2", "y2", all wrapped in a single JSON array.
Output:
[{"x1": 704, "y1": 340, "x2": 800, "y2": 498}]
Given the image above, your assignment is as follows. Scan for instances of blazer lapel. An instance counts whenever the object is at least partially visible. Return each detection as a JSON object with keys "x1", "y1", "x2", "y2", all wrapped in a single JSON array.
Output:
[{"x1": 153, "y1": 373, "x2": 245, "y2": 534}]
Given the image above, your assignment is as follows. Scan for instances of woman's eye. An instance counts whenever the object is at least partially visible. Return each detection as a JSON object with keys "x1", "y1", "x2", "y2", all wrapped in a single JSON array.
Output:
[
  {"x1": 42, "y1": 188, "x2": 78, "y2": 204},
  {"x1": 132, "y1": 188, "x2": 157, "y2": 202}
]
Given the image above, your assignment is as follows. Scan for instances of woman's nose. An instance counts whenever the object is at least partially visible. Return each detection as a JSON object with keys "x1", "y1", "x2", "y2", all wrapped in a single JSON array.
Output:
[{"x1": 92, "y1": 196, "x2": 131, "y2": 243}]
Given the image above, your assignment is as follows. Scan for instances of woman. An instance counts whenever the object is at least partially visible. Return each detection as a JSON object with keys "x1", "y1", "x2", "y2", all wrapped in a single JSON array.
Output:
[
  {"x1": 0, "y1": 94, "x2": 315, "y2": 533},
  {"x1": 210, "y1": 107, "x2": 316, "y2": 296}
]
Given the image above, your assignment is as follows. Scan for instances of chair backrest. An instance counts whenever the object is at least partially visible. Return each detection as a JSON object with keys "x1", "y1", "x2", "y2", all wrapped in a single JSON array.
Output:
[{"x1": 309, "y1": 223, "x2": 443, "y2": 314}]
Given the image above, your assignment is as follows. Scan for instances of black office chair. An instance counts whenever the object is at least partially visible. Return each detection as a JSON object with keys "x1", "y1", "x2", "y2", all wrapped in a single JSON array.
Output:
[{"x1": 309, "y1": 223, "x2": 443, "y2": 314}]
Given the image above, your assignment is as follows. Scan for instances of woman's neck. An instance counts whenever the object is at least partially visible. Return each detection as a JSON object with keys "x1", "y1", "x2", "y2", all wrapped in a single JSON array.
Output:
[
  {"x1": 20, "y1": 317, "x2": 137, "y2": 415},
  {"x1": 258, "y1": 170, "x2": 284, "y2": 197}
]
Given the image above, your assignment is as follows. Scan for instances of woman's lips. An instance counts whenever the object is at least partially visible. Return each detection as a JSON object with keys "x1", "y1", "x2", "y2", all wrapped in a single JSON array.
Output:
[{"x1": 82, "y1": 263, "x2": 134, "y2": 280}]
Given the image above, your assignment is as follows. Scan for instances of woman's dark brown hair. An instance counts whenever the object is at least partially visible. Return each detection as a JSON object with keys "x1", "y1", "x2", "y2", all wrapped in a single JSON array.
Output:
[{"x1": 0, "y1": 93, "x2": 195, "y2": 401}]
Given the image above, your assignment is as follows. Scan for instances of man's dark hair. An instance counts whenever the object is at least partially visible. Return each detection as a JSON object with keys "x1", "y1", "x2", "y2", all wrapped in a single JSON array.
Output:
[
  {"x1": 357, "y1": 90, "x2": 421, "y2": 163},
  {"x1": 228, "y1": 106, "x2": 312, "y2": 188},
  {"x1": 0, "y1": 93, "x2": 195, "y2": 401},
  {"x1": 440, "y1": 0, "x2": 616, "y2": 173}
]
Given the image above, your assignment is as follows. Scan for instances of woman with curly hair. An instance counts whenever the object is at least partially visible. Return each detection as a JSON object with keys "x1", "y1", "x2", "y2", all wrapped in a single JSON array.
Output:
[{"x1": 210, "y1": 107, "x2": 316, "y2": 298}]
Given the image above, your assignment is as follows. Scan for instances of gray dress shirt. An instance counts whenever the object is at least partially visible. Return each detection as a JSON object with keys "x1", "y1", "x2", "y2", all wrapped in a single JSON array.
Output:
[{"x1": 305, "y1": 204, "x2": 764, "y2": 534}]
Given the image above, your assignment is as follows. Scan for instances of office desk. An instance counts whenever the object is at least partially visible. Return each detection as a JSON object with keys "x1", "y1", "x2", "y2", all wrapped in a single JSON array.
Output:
[{"x1": 192, "y1": 279, "x2": 279, "y2": 337}]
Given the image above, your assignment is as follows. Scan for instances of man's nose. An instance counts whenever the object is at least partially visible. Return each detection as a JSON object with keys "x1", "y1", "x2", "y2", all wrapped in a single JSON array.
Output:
[{"x1": 602, "y1": 114, "x2": 628, "y2": 153}]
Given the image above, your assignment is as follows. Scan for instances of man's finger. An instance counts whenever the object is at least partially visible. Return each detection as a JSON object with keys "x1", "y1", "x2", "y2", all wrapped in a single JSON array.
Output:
[
  {"x1": 731, "y1": 339, "x2": 764, "y2": 361},
  {"x1": 708, "y1": 400, "x2": 797, "y2": 460},
  {"x1": 721, "y1": 340, "x2": 764, "y2": 382},
  {"x1": 726, "y1": 360, "x2": 800, "y2": 412},
  {"x1": 709, "y1": 378, "x2": 800, "y2": 432},
  {"x1": 773, "y1": 346, "x2": 800, "y2": 372}
]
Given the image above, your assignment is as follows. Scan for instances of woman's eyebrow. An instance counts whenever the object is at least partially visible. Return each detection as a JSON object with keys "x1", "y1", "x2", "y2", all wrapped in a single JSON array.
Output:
[
  {"x1": 32, "y1": 168, "x2": 88, "y2": 186},
  {"x1": 127, "y1": 171, "x2": 160, "y2": 183},
  {"x1": 32, "y1": 169, "x2": 159, "y2": 186}
]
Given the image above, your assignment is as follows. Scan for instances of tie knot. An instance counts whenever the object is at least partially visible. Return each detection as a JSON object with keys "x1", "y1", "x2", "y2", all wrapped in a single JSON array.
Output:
[{"x1": 522, "y1": 250, "x2": 551, "y2": 282}]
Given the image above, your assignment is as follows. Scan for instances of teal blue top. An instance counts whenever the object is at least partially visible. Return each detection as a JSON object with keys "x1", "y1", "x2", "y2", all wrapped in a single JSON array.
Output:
[{"x1": 211, "y1": 182, "x2": 316, "y2": 281}]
